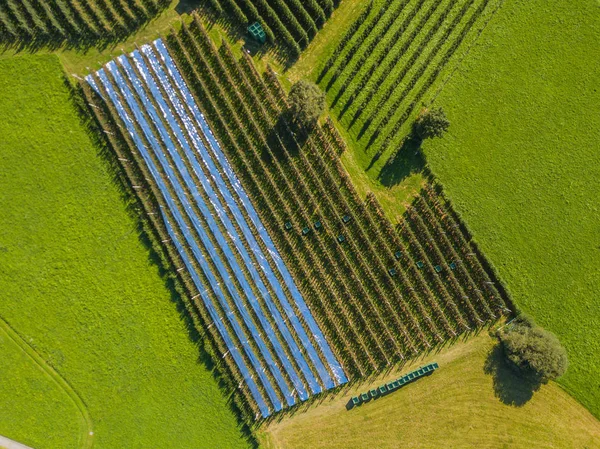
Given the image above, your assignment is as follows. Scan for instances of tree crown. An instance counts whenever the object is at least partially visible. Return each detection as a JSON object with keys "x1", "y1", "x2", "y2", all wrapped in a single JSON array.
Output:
[
  {"x1": 288, "y1": 80, "x2": 326, "y2": 130},
  {"x1": 499, "y1": 314, "x2": 568, "y2": 384},
  {"x1": 413, "y1": 107, "x2": 450, "y2": 140}
]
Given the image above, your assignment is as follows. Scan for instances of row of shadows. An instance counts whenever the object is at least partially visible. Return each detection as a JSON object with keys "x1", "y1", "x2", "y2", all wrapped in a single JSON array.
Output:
[{"x1": 0, "y1": 0, "x2": 170, "y2": 49}]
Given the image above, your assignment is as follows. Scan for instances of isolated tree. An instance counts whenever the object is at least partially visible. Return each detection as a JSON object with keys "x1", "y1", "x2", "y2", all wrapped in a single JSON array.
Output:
[
  {"x1": 288, "y1": 80, "x2": 326, "y2": 131},
  {"x1": 412, "y1": 107, "x2": 450, "y2": 140},
  {"x1": 498, "y1": 314, "x2": 568, "y2": 384}
]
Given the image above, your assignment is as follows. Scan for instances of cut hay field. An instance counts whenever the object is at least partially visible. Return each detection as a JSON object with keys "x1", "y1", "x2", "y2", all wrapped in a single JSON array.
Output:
[
  {"x1": 0, "y1": 54, "x2": 250, "y2": 448},
  {"x1": 258, "y1": 332, "x2": 600, "y2": 449},
  {"x1": 422, "y1": 0, "x2": 600, "y2": 418}
]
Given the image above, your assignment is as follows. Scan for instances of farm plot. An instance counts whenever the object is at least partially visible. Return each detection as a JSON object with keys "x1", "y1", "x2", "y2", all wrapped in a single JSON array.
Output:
[
  {"x1": 85, "y1": 40, "x2": 346, "y2": 419},
  {"x1": 315, "y1": 0, "x2": 503, "y2": 172},
  {"x1": 202, "y1": 0, "x2": 338, "y2": 58},
  {"x1": 165, "y1": 17, "x2": 509, "y2": 370},
  {"x1": 83, "y1": 14, "x2": 511, "y2": 418},
  {"x1": 0, "y1": 0, "x2": 170, "y2": 45}
]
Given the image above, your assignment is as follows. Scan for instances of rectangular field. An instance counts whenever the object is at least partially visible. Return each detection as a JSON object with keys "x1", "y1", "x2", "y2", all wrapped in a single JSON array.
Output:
[{"x1": 0, "y1": 53, "x2": 250, "y2": 448}]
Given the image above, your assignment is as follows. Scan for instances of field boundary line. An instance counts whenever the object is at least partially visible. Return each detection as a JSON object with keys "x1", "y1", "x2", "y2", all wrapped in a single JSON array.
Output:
[{"x1": 0, "y1": 316, "x2": 94, "y2": 449}]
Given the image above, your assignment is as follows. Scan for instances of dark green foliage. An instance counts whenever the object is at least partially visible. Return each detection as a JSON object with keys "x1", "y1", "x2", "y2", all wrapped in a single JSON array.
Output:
[
  {"x1": 0, "y1": 0, "x2": 168, "y2": 47},
  {"x1": 412, "y1": 107, "x2": 450, "y2": 140},
  {"x1": 213, "y1": 0, "x2": 338, "y2": 58},
  {"x1": 288, "y1": 80, "x2": 325, "y2": 130},
  {"x1": 499, "y1": 315, "x2": 568, "y2": 384}
]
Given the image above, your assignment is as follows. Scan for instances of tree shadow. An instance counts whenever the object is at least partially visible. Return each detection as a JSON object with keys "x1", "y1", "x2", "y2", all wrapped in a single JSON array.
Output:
[
  {"x1": 264, "y1": 111, "x2": 310, "y2": 164},
  {"x1": 484, "y1": 344, "x2": 541, "y2": 407},
  {"x1": 376, "y1": 137, "x2": 425, "y2": 187}
]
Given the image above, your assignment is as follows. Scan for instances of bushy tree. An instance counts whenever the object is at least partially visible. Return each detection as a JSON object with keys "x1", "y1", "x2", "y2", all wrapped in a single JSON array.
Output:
[
  {"x1": 412, "y1": 107, "x2": 450, "y2": 140},
  {"x1": 498, "y1": 315, "x2": 568, "y2": 384},
  {"x1": 288, "y1": 80, "x2": 326, "y2": 131}
]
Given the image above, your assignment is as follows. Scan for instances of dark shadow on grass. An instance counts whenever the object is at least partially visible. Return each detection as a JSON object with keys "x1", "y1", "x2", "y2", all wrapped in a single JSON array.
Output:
[
  {"x1": 264, "y1": 111, "x2": 309, "y2": 164},
  {"x1": 484, "y1": 344, "x2": 541, "y2": 407},
  {"x1": 376, "y1": 137, "x2": 425, "y2": 187},
  {"x1": 176, "y1": 0, "x2": 203, "y2": 15}
]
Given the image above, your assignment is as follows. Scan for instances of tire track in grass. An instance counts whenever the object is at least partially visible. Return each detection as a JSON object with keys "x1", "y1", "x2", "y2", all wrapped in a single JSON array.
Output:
[{"x1": 0, "y1": 317, "x2": 93, "y2": 449}]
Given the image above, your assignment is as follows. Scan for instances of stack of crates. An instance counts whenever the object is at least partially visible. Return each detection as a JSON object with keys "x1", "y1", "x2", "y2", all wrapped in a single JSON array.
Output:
[
  {"x1": 248, "y1": 22, "x2": 266, "y2": 44},
  {"x1": 349, "y1": 362, "x2": 439, "y2": 408}
]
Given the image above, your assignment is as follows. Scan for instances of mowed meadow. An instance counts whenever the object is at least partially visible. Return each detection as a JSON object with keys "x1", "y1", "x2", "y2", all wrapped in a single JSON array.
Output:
[
  {"x1": 0, "y1": 54, "x2": 250, "y2": 448},
  {"x1": 259, "y1": 332, "x2": 600, "y2": 449},
  {"x1": 422, "y1": 0, "x2": 600, "y2": 417}
]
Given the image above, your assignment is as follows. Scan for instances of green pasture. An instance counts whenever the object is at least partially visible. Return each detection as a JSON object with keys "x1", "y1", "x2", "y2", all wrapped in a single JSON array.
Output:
[
  {"x1": 422, "y1": 0, "x2": 600, "y2": 418},
  {"x1": 0, "y1": 319, "x2": 82, "y2": 449},
  {"x1": 0, "y1": 54, "x2": 249, "y2": 448}
]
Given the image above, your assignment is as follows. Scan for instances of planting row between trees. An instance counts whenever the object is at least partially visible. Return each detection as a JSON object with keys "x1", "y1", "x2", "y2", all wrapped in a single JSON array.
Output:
[{"x1": 0, "y1": 0, "x2": 170, "y2": 47}]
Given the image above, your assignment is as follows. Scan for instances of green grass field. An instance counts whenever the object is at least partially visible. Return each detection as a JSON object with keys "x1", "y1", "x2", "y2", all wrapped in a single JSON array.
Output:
[
  {"x1": 0, "y1": 319, "x2": 82, "y2": 448},
  {"x1": 0, "y1": 54, "x2": 250, "y2": 448},
  {"x1": 259, "y1": 332, "x2": 600, "y2": 448},
  {"x1": 422, "y1": 0, "x2": 600, "y2": 418}
]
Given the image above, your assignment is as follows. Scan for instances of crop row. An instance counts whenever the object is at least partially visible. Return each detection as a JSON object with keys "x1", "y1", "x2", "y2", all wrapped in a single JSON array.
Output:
[
  {"x1": 0, "y1": 0, "x2": 169, "y2": 44},
  {"x1": 205, "y1": 0, "x2": 335, "y2": 58},
  {"x1": 167, "y1": 14, "x2": 513, "y2": 375}
]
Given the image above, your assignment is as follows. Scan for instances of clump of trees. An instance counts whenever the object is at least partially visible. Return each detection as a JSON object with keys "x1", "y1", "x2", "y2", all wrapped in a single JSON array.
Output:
[
  {"x1": 412, "y1": 107, "x2": 450, "y2": 141},
  {"x1": 498, "y1": 314, "x2": 568, "y2": 384},
  {"x1": 288, "y1": 80, "x2": 326, "y2": 132}
]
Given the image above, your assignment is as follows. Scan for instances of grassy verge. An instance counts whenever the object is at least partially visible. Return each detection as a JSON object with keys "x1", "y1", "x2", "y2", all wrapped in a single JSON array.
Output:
[
  {"x1": 0, "y1": 54, "x2": 250, "y2": 448},
  {"x1": 422, "y1": 0, "x2": 600, "y2": 418},
  {"x1": 258, "y1": 332, "x2": 600, "y2": 448}
]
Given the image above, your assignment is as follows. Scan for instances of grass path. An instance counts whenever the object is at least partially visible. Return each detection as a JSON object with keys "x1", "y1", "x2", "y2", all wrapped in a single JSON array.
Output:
[{"x1": 0, "y1": 318, "x2": 93, "y2": 449}]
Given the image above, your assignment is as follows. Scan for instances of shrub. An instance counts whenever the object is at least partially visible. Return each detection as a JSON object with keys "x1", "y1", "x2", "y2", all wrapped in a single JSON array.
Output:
[
  {"x1": 288, "y1": 80, "x2": 325, "y2": 131},
  {"x1": 498, "y1": 314, "x2": 568, "y2": 384},
  {"x1": 412, "y1": 107, "x2": 450, "y2": 140}
]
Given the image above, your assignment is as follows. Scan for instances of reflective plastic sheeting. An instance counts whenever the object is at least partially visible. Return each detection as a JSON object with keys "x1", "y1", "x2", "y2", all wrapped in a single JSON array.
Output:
[{"x1": 153, "y1": 39, "x2": 347, "y2": 385}]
